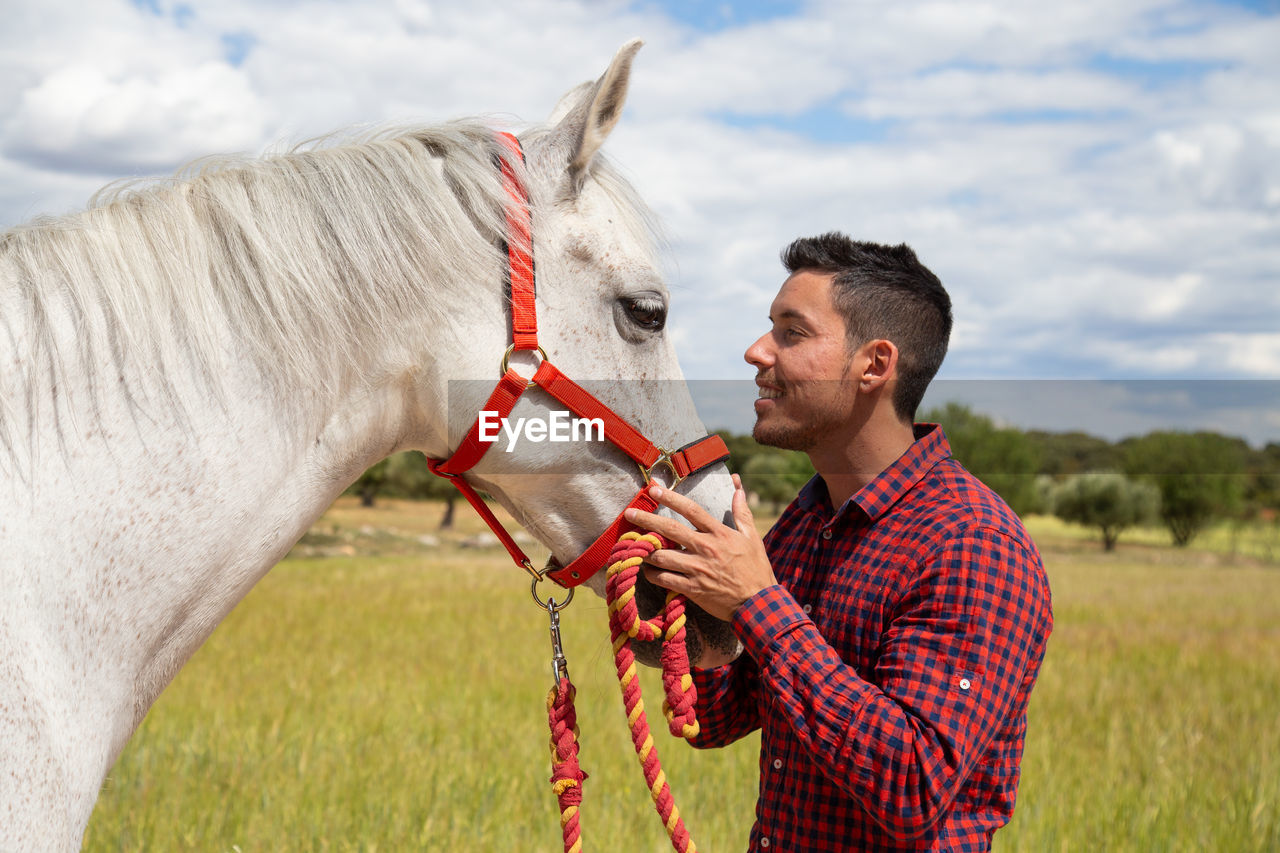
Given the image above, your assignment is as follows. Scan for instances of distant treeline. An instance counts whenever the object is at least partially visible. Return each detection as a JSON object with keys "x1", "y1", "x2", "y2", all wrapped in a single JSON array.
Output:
[
  {"x1": 720, "y1": 402, "x2": 1279, "y2": 550},
  {"x1": 350, "y1": 402, "x2": 1280, "y2": 550}
]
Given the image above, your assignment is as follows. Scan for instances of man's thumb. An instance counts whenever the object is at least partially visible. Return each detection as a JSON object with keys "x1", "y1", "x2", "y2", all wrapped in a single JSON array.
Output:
[{"x1": 732, "y1": 480, "x2": 755, "y2": 533}]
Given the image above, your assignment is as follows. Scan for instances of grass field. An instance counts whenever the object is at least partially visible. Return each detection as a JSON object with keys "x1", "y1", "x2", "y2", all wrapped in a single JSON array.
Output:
[{"x1": 83, "y1": 499, "x2": 1280, "y2": 851}]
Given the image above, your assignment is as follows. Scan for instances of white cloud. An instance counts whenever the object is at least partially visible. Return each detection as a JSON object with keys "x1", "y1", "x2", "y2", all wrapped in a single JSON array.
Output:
[
  {"x1": 851, "y1": 69, "x2": 1142, "y2": 120},
  {"x1": 4, "y1": 62, "x2": 267, "y2": 173},
  {"x1": 1215, "y1": 333, "x2": 1280, "y2": 376},
  {"x1": 1, "y1": 0, "x2": 1277, "y2": 447}
]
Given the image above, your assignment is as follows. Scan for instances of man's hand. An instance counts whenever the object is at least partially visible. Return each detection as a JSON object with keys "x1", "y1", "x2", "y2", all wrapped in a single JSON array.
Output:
[{"x1": 623, "y1": 474, "x2": 777, "y2": 622}]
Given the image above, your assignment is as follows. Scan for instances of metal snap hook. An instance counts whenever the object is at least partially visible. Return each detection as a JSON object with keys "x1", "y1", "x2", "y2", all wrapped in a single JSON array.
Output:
[{"x1": 532, "y1": 577, "x2": 574, "y2": 685}]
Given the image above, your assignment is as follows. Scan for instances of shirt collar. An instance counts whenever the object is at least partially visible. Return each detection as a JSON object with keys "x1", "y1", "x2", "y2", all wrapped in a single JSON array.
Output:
[{"x1": 795, "y1": 423, "x2": 952, "y2": 523}]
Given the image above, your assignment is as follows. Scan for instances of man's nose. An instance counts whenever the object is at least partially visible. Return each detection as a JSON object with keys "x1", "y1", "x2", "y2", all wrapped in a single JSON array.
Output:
[{"x1": 744, "y1": 333, "x2": 773, "y2": 369}]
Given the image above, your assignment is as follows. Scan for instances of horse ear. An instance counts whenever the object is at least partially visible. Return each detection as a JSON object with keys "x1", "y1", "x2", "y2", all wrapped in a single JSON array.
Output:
[
  {"x1": 541, "y1": 39, "x2": 643, "y2": 192},
  {"x1": 547, "y1": 81, "x2": 595, "y2": 127}
]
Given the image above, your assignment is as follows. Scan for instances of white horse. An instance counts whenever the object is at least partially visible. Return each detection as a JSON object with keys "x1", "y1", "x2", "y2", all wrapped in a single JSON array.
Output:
[{"x1": 0, "y1": 41, "x2": 736, "y2": 850}]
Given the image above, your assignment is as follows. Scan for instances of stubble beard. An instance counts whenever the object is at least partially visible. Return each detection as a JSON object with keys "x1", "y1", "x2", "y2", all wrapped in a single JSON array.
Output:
[
  {"x1": 751, "y1": 417, "x2": 818, "y2": 452},
  {"x1": 752, "y1": 348, "x2": 859, "y2": 452},
  {"x1": 752, "y1": 392, "x2": 846, "y2": 453},
  {"x1": 752, "y1": 374, "x2": 858, "y2": 454}
]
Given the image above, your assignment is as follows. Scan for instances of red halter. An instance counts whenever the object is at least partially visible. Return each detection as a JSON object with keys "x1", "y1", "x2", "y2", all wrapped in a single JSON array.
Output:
[{"x1": 428, "y1": 132, "x2": 729, "y2": 588}]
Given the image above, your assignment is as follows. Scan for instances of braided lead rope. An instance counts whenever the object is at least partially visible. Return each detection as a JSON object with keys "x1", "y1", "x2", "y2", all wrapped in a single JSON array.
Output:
[
  {"x1": 604, "y1": 531, "x2": 700, "y2": 853},
  {"x1": 547, "y1": 677, "x2": 586, "y2": 853}
]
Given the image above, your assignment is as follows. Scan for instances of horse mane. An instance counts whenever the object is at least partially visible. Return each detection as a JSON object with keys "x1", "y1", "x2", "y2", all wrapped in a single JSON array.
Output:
[
  {"x1": 1, "y1": 113, "x2": 666, "y2": 471},
  {"x1": 2, "y1": 121, "x2": 609, "y2": 471}
]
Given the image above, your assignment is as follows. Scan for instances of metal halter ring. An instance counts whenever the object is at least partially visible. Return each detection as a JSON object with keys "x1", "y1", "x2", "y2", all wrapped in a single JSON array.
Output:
[
  {"x1": 531, "y1": 576, "x2": 574, "y2": 612},
  {"x1": 500, "y1": 344, "x2": 548, "y2": 388},
  {"x1": 638, "y1": 448, "x2": 685, "y2": 489}
]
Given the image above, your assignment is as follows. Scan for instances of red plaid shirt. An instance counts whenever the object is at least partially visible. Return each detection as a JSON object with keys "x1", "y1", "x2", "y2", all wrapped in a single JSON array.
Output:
[{"x1": 692, "y1": 425, "x2": 1052, "y2": 851}]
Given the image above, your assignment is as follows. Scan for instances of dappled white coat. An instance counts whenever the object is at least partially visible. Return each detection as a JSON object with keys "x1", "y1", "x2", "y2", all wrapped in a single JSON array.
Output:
[{"x1": 0, "y1": 41, "x2": 735, "y2": 850}]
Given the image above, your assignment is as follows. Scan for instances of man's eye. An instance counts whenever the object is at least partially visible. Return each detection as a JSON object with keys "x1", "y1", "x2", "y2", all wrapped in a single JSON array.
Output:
[{"x1": 622, "y1": 297, "x2": 667, "y2": 331}]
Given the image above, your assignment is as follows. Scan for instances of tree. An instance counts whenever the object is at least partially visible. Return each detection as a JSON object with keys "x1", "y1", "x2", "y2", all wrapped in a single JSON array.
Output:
[
  {"x1": 714, "y1": 429, "x2": 764, "y2": 477},
  {"x1": 388, "y1": 451, "x2": 462, "y2": 528},
  {"x1": 1243, "y1": 441, "x2": 1280, "y2": 516},
  {"x1": 739, "y1": 450, "x2": 813, "y2": 513},
  {"x1": 1025, "y1": 429, "x2": 1121, "y2": 476},
  {"x1": 1052, "y1": 472, "x2": 1160, "y2": 551},
  {"x1": 350, "y1": 458, "x2": 390, "y2": 507},
  {"x1": 920, "y1": 402, "x2": 1041, "y2": 515},
  {"x1": 714, "y1": 429, "x2": 815, "y2": 511},
  {"x1": 346, "y1": 451, "x2": 460, "y2": 527},
  {"x1": 1121, "y1": 431, "x2": 1246, "y2": 546}
]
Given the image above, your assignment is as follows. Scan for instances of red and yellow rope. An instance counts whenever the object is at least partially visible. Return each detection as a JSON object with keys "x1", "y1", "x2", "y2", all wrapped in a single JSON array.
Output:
[
  {"x1": 547, "y1": 677, "x2": 586, "y2": 853},
  {"x1": 605, "y1": 531, "x2": 699, "y2": 853},
  {"x1": 544, "y1": 531, "x2": 701, "y2": 853}
]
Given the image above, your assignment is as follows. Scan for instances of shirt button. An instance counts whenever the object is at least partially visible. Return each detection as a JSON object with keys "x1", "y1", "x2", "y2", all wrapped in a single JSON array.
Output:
[
  {"x1": 802, "y1": 604, "x2": 812, "y2": 614},
  {"x1": 959, "y1": 678, "x2": 971, "y2": 690},
  {"x1": 821, "y1": 529, "x2": 832, "y2": 540},
  {"x1": 760, "y1": 838, "x2": 770, "y2": 848},
  {"x1": 773, "y1": 758, "x2": 783, "y2": 769}
]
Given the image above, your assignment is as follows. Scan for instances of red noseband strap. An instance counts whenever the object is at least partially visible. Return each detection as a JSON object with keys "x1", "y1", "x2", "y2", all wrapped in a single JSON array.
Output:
[{"x1": 428, "y1": 132, "x2": 730, "y2": 588}]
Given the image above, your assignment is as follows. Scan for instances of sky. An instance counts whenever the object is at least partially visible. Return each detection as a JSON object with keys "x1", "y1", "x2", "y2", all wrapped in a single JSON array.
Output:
[{"x1": 2, "y1": 0, "x2": 1278, "y2": 445}]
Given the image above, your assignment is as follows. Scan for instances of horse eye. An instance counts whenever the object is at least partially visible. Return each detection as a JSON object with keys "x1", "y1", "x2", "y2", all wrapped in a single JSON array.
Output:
[{"x1": 622, "y1": 296, "x2": 667, "y2": 331}]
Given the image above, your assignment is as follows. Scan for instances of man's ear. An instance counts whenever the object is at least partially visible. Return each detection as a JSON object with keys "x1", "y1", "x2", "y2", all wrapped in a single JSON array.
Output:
[{"x1": 857, "y1": 339, "x2": 899, "y2": 392}]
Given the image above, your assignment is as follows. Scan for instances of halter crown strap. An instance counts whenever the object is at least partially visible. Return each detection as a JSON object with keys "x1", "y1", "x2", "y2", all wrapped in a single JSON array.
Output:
[
  {"x1": 428, "y1": 132, "x2": 730, "y2": 588},
  {"x1": 496, "y1": 132, "x2": 538, "y2": 351}
]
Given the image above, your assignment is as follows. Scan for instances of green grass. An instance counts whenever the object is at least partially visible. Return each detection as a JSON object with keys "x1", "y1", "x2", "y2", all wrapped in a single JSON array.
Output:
[
  {"x1": 998, "y1": 551, "x2": 1280, "y2": 851},
  {"x1": 84, "y1": 500, "x2": 1280, "y2": 851}
]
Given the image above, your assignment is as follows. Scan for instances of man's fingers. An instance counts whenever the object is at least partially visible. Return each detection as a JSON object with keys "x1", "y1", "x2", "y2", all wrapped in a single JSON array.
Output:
[
  {"x1": 647, "y1": 485, "x2": 718, "y2": 532},
  {"x1": 624, "y1": 506, "x2": 696, "y2": 548},
  {"x1": 643, "y1": 547, "x2": 695, "y2": 576},
  {"x1": 642, "y1": 562, "x2": 694, "y2": 596}
]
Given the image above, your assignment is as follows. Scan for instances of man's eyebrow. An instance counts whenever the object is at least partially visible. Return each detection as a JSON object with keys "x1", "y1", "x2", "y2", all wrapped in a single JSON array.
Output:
[{"x1": 770, "y1": 308, "x2": 812, "y2": 323}]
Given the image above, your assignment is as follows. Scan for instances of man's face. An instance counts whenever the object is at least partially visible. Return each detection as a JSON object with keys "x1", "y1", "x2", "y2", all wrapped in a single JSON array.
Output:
[{"x1": 744, "y1": 270, "x2": 860, "y2": 453}]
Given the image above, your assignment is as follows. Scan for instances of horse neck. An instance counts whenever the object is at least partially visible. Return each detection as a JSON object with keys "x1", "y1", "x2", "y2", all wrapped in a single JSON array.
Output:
[{"x1": 0, "y1": 193, "x2": 500, "y2": 835}]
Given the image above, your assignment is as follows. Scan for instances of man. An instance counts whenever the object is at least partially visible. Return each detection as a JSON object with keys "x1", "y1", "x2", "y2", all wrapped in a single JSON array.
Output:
[{"x1": 624, "y1": 233, "x2": 1053, "y2": 851}]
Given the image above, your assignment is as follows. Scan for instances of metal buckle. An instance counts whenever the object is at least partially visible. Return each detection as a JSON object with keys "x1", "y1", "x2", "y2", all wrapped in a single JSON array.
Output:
[
  {"x1": 638, "y1": 447, "x2": 684, "y2": 489},
  {"x1": 500, "y1": 344, "x2": 548, "y2": 388}
]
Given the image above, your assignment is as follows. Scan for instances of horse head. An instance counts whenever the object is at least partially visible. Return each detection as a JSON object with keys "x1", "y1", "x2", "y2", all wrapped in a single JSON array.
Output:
[{"x1": 430, "y1": 41, "x2": 741, "y2": 668}]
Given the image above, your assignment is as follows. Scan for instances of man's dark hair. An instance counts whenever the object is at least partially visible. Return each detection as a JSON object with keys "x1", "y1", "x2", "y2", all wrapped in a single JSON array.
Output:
[{"x1": 782, "y1": 232, "x2": 952, "y2": 421}]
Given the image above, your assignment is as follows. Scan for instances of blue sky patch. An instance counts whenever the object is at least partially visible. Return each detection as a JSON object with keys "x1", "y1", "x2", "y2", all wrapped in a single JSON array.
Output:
[
  {"x1": 991, "y1": 106, "x2": 1128, "y2": 126},
  {"x1": 129, "y1": 0, "x2": 197, "y2": 28},
  {"x1": 221, "y1": 32, "x2": 257, "y2": 67},
  {"x1": 1087, "y1": 53, "x2": 1228, "y2": 87},
  {"x1": 1211, "y1": 0, "x2": 1280, "y2": 12},
  {"x1": 717, "y1": 104, "x2": 894, "y2": 144},
  {"x1": 634, "y1": 0, "x2": 805, "y2": 32}
]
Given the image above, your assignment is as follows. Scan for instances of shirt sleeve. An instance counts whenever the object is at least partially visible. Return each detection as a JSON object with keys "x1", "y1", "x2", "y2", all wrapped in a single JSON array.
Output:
[
  {"x1": 733, "y1": 525, "x2": 1051, "y2": 840},
  {"x1": 686, "y1": 648, "x2": 762, "y2": 749}
]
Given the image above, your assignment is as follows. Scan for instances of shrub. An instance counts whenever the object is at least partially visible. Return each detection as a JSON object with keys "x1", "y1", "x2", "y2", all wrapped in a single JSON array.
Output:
[{"x1": 1052, "y1": 472, "x2": 1160, "y2": 551}]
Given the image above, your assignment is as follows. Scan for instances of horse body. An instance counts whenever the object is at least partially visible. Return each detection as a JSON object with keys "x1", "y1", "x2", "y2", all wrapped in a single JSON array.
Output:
[{"x1": 1, "y1": 42, "x2": 735, "y2": 849}]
